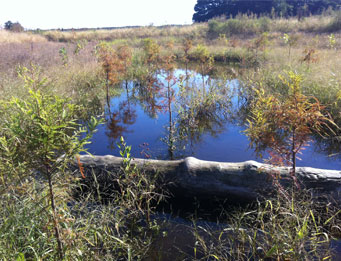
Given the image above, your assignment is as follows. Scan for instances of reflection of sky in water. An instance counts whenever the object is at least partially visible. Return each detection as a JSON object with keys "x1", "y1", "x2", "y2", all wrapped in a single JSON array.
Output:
[{"x1": 87, "y1": 69, "x2": 341, "y2": 170}]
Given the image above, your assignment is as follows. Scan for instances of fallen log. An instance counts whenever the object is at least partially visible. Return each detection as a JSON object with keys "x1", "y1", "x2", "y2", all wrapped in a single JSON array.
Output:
[{"x1": 74, "y1": 155, "x2": 341, "y2": 202}]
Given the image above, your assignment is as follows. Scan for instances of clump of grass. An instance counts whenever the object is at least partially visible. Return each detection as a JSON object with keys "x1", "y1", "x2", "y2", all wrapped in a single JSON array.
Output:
[{"x1": 191, "y1": 191, "x2": 340, "y2": 260}]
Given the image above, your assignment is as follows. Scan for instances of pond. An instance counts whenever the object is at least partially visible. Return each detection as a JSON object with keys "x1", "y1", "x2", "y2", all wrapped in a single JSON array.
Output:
[
  {"x1": 84, "y1": 68, "x2": 341, "y2": 259},
  {"x1": 87, "y1": 68, "x2": 341, "y2": 170}
]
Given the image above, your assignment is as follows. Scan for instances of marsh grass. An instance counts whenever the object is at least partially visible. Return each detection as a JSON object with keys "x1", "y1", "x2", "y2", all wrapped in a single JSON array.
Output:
[
  {"x1": 42, "y1": 24, "x2": 207, "y2": 43},
  {"x1": 0, "y1": 30, "x2": 47, "y2": 43},
  {"x1": 190, "y1": 191, "x2": 340, "y2": 260}
]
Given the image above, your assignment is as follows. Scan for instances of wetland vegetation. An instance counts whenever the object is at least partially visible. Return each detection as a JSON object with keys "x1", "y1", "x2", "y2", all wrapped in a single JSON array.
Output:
[{"x1": 0, "y1": 10, "x2": 341, "y2": 260}]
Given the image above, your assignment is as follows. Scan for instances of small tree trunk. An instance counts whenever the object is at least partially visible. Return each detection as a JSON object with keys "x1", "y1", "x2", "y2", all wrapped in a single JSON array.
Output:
[
  {"x1": 48, "y1": 174, "x2": 64, "y2": 259},
  {"x1": 106, "y1": 72, "x2": 110, "y2": 107},
  {"x1": 291, "y1": 128, "x2": 296, "y2": 178},
  {"x1": 168, "y1": 82, "x2": 174, "y2": 160}
]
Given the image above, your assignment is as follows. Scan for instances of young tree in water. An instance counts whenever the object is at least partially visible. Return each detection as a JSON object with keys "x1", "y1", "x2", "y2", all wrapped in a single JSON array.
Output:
[
  {"x1": 182, "y1": 38, "x2": 193, "y2": 77},
  {"x1": 96, "y1": 43, "x2": 132, "y2": 106},
  {"x1": 161, "y1": 41, "x2": 177, "y2": 159},
  {"x1": 245, "y1": 72, "x2": 336, "y2": 188}
]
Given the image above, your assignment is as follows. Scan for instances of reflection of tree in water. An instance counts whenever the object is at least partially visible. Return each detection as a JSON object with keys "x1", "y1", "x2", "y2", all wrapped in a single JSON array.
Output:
[
  {"x1": 160, "y1": 71, "x2": 177, "y2": 159},
  {"x1": 106, "y1": 100, "x2": 137, "y2": 149},
  {"x1": 134, "y1": 72, "x2": 234, "y2": 159},
  {"x1": 135, "y1": 70, "x2": 178, "y2": 159},
  {"x1": 105, "y1": 68, "x2": 235, "y2": 159},
  {"x1": 311, "y1": 129, "x2": 341, "y2": 160},
  {"x1": 178, "y1": 96, "x2": 230, "y2": 145},
  {"x1": 133, "y1": 80, "x2": 163, "y2": 119},
  {"x1": 175, "y1": 76, "x2": 233, "y2": 155}
]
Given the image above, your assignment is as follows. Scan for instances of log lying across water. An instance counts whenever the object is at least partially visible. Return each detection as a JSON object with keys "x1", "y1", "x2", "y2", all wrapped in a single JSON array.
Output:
[{"x1": 76, "y1": 155, "x2": 341, "y2": 202}]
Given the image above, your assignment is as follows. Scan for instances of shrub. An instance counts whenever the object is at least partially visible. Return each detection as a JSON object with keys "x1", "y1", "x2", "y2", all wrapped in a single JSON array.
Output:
[
  {"x1": 245, "y1": 72, "x2": 336, "y2": 191},
  {"x1": 0, "y1": 72, "x2": 100, "y2": 259},
  {"x1": 207, "y1": 16, "x2": 271, "y2": 39}
]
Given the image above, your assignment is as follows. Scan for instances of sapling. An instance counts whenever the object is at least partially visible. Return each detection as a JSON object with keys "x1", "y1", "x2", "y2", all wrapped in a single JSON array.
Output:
[
  {"x1": 245, "y1": 72, "x2": 336, "y2": 190},
  {"x1": 282, "y1": 33, "x2": 299, "y2": 60},
  {"x1": 59, "y1": 47, "x2": 68, "y2": 66},
  {"x1": 328, "y1": 33, "x2": 336, "y2": 49},
  {"x1": 160, "y1": 41, "x2": 177, "y2": 159},
  {"x1": 0, "y1": 69, "x2": 101, "y2": 259},
  {"x1": 182, "y1": 38, "x2": 193, "y2": 76},
  {"x1": 96, "y1": 42, "x2": 131, "y2": 106}
]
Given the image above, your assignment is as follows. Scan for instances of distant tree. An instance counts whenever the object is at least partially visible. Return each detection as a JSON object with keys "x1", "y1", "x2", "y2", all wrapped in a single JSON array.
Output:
[
  {"x1": 11, "y1": 22, "x2": 24, "y2": 32},
  {"x1": 4, "y1": 20, "x2": 24, "y2": 32},
  {"x1": 4, "y1": 20, "x2": 13, "y2": 30},
  {"x1": 192, "y1": 0, "x2": 341, "y2": 22},
  {"x1": 193, "y1": 0, "x2": 229, "y2": 22}
]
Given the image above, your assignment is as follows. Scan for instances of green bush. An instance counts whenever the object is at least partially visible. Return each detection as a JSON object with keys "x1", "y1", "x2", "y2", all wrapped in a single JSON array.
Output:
[
  {"x1": 208, "y1": 16, "x2": 271, "y2": 39},
  {"x1": 0, "y1": 71, "x2": 100, "y2": 259}
]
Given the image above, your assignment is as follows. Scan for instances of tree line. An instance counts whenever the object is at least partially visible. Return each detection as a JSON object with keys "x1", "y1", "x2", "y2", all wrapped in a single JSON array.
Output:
[{"x1": 193, "y1": 0, "x2": 341, "y2": 22}]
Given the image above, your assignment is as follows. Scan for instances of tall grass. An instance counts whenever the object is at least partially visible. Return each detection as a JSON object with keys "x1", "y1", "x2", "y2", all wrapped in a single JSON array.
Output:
[
  {"x1": 0, "y1": 30, "x2": 47, "y2": 43},
  {"x1": 42, "y1": 24, "x2": 207, "y2": 43},
  {"x1": 191, "y1": 191, "x2": 340, "y2": 260}
]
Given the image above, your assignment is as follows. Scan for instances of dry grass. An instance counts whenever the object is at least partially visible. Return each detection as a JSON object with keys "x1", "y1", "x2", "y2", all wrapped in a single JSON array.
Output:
[
  {"x1": 0, "y1": 40, "x2": 99, "y2": 101},
  {"x1": 271, "y1": 15, "x2": 333, "y2": 33},
  {"x1": 0, "y1": 30, "x2": 47, "y2": 43},
  {"x1": 42, "y1": 23, "x2": 207, "y2": 42}
]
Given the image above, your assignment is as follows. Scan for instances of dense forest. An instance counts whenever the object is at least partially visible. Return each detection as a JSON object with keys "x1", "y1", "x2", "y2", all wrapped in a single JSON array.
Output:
[{"x1": 193, "y1": 0, "x2": 341, "y2": 22}]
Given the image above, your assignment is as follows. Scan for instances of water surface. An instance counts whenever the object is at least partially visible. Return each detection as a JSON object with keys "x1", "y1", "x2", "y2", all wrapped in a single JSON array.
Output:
[{"x1": 87, "y1": 69, "x2": 341, "y2": 170}]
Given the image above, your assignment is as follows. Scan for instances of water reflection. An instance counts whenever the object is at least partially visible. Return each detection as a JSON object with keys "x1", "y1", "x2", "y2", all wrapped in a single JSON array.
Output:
[
  {"x1": 106, "y1": 101, "x2": 137, "y2": 147},
  {"x1": 87, "y1": 68, "x2": 341, "y2": 170},
  {"x1": 177, "y1": 74, "x2": 233, "y2": 149},
  {"x1": 103, "y1": 69, "x2": 235, "y2": 159}
]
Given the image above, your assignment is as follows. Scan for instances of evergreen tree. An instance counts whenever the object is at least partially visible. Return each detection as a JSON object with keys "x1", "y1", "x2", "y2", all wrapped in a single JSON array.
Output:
[
  {"x1": 4, "y1": 21, "x2": 13, "y2": 30},
  {"x1": 192, "y1": 0, "x2": 341, "y2": 22}
]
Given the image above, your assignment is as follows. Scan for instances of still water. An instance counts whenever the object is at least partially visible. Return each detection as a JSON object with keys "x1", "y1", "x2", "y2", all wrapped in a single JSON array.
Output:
[
  {"x1": 87, "y1": 69, "x2": 341, "y2": 170},
  {"x1": 86, "y1": 69, "x2": 341, "y2": 259}
]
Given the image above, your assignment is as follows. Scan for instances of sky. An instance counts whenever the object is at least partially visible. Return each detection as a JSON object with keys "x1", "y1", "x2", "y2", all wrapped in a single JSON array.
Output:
[{"x1": 0, "y1": 0, "x2": 197, "y2": 30}]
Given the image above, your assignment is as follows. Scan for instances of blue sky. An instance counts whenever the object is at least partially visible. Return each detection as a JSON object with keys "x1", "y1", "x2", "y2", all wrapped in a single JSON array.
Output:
[{"x1": 1, "y1": 0, "x2": 197, "y2": 30}]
